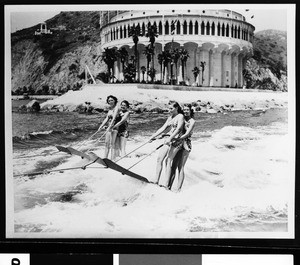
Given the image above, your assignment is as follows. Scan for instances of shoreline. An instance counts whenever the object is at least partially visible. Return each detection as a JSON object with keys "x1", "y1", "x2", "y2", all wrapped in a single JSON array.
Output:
[{"x1": 17, "y1": 84, "x2": 288, "y2": 113}]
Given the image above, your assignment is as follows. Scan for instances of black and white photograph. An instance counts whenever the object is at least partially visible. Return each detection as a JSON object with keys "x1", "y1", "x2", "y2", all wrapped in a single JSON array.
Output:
[{"x1": 5, "y1": 4, "x2": 295, "y2": 238}]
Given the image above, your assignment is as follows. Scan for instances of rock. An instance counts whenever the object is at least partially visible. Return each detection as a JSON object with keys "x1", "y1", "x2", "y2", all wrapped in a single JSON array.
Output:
[
  {"x1": 150, "y1": 107, "x2": 164, "y2": 113},
  {"x1": 25, "y1": 100, "x2": 40, "y2": 112},
  {"x1": 207, "y1": 108, "x2": 218, "y2": 114}
]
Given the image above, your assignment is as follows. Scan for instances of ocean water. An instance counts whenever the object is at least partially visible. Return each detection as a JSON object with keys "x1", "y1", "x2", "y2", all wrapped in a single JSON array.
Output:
[{"x1": 10, "y1": 100, "x2": 291, "y2": 237}]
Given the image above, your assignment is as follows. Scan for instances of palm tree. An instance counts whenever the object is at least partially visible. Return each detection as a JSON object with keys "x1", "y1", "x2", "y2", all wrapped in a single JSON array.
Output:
[
  {"x1": 145, "y1": 23, "x2": 158, "y2": 69},
  {"x1": 162, "y1": 50, "x2": 171, "y2": 84},
  {"x1": 172, "y1": 48, "x2": 180, "y2": 85},
  {"x1": 192, "y1": 66, "x2": 200, "y2": 85},
  {"x1": 128, "y1": 24, "x2": 142, "y2": 82},
  {"x1": 157, "y1": 53, "x2": 164, "y2": 83},
  {"x1": 101, "y1": 47, "x2": 118, "y2": 83},
  {"x1": 178, "y1": 48, "x2": 189, "y2": 85},
  {"x1": 117, "y1": 47, "x2": 129, "y2": 74},
  {"x1": 141, "y1": 66, "x2": 146, "y2": 82},
  {"x1": 143, "y1": 45, "x2": 154, "y2": 82},
  {"x1": 200, "y1": 61, "x2": 206, "y2": 85},
  {"x1": 148, "y1": 67, "x2": 156, "y2": 83}
]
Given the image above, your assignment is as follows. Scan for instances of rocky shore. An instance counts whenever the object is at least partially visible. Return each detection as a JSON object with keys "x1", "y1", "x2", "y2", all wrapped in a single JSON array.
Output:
[{"x1": 25, "y1": 84, "x2": 288, "y2": 114}]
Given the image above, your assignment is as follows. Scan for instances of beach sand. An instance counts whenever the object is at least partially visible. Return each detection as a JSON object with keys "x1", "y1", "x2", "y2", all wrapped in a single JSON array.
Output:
[{"x1": 41, "y1": 84, "x2": 288, "y2": 113}]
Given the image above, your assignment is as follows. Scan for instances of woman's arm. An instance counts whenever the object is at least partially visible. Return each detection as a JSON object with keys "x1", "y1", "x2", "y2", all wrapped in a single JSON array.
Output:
[
  {"x1": 167, "y1": 114, "x2": 184, "y2": 142},
  {"x1": 179, "y1": 119, "x2": 195, "y2": 139},
  {"x1": 107, "y1": 106, "x2": 120, "y2": 130},
  {"x1": 97, "y1": 115, "x2": 109, "y2": 131},
  {"x1": 149, "y1": 117, "x2": 171, "y2": 140},
  {"x1": 113, "y1": 112, "x2": 129, "y2": 129}
]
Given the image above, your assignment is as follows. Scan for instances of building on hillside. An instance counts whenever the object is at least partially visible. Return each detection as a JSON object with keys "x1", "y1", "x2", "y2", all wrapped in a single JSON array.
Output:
[
  {"x1": 99, "y1": 9, "x2": 255, "y2": 88},
  {"x1": 34, "y1": 22, "x2": 53, "y2": 35}
]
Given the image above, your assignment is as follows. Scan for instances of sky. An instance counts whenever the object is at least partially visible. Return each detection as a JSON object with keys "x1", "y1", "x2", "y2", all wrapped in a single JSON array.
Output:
[{"x1": 6, "y1": 4, "x2": 292, "y2": 33}]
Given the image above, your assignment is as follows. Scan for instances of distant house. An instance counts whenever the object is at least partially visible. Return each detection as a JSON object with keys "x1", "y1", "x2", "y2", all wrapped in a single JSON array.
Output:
[{"x1": 34, "y1": 22, "x2": 53, "y2": 35}]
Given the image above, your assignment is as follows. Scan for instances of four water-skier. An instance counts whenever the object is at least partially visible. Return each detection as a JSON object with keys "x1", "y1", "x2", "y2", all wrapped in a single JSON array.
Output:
[
  {"x1": 149, "y1": 102, "x2": 185, "y2": 188},
  {"x1": 168, "y1": 104, "x2": 195, "y2": 192}
]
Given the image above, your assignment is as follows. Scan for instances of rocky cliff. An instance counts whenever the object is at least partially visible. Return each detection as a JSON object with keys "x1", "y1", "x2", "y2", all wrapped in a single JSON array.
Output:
[{"x1": 10, "y1": 12, "x2": 288, "y2": 94}]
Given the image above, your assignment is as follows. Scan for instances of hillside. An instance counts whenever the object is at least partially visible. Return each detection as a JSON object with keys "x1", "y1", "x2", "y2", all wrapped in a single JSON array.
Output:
[{"x1": 10, "y1": 12, "x2": 288, "y2": 94}]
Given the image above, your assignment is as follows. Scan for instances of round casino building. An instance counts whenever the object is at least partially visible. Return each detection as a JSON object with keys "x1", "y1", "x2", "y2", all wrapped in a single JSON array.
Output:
[{"x1": 99, "y1": 9, "x2": 255, "y2": 88}]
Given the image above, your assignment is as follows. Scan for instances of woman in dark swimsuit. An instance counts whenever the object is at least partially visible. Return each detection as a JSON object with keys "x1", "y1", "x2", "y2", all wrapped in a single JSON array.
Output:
[
  {"x1": 168, "y1": 104, "x2": 195, "y2": 191},
  {"x1": 97, "y1": 95, "x2": 120, "y2": 160},
  {"x1": 113, "y1": 100, "x2": 130, "y2": 157},
  {"x1": 149, "y1": 102, "x2": 185, "y2": 188}
]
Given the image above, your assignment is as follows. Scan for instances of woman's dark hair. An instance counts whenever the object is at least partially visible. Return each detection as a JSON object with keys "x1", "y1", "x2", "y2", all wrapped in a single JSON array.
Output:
[
  {"x1": 184, "y1": 103, "x2": 194, "y2": 118},
  {"x1": 173, "y1": 102, "x2": 184, "y2": 115},
  {"x1": 121, "y1": 100, "x2": 130, "y2": 108},
  {"x1": 106, "y1": 95, "x2": 118, "y2": 104}
]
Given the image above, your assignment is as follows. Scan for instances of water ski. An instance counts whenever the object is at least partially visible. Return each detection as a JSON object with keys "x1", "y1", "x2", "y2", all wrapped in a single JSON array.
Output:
[
  {"x1": 56, "y1": 145, "x2": 91, "y2": 160},
  {"x1": 102, "y1": 158, "x2": 150, "y2": 183},
  {"x1": 88, "y1": 152, "x2": 108, "y2": 167}
]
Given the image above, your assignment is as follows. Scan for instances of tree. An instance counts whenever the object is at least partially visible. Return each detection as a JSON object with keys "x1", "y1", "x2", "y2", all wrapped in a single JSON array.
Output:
[
  {"x1": 161, "y1": 50, "x2": 172, "y2": 84},
  {"x1": 200, "y1": 61, "x2": 206, "y2": 85},
  {"x1": 141, "y1": 66, "x2": 146, "y2": 82},
  {"x1": 145, "y1": 23, "x2": 158, "y2": 70},
  {"x1": 147, "y1": 67, "x2": 156, "y2": 83},
  {"x1": 128, "y1": 24, "x2": 142, "y2": 82},
  {"x1": 123, "y1": 63, "x2": 136, "y2": 83},
  {"x1": 192, "y1": 66, "x2": 200, "y2": 85},
  {"x1": 117, "y1": 47, "x2": 129, "y2": 75},
  {"x1": 157, "y1": 53, "x2": 164, "y2": 83},
  {"x1": 143, "y1": 45, "x2": 154, "y2": 82},
  {"x1": 178, "y1": 48, "x2": 189, "y2": 84},
  {"x1": 172, "y1": 48, "x2": 180, "y2": 85},
  {"x1": 101, "y1": 47, "x2": 118, "y2": 83}
]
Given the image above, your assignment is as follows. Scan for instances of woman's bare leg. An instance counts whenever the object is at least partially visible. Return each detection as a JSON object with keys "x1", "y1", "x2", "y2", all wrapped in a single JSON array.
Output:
[
  {"x1": 168, "y1": 149, "x2": 183, "y2": 189},
  {"x1": 110, "y1": 130, "x2": 118, "y2": 160},
  {"x1": 163, "y1": 146, "x2": 181, "y2": 188},
  {"x1": 177, "y1": 150, "x2": 190, "y2": 191},
  {"x1": 104, "y1": 132, "x2": 112, "y2": 158},
  {"x1": 153, "y1": 145, "x2": 169, "y2": 184},
  {"x1": 119, "y1": 136, "x2": 127, "y2": 157}
]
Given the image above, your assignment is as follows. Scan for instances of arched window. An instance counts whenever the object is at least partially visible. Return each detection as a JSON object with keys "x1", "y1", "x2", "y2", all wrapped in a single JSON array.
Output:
[
  {"x1": 189, "y1": 21, "x2": 193, "y2": 34},
  {"x1": 231, "y1": 25, "x2": 234, "y2": 38},
  {"x1": 217, "y1": 22, "x2": 220, "y2": 36},
  {"x1": 154, "y1": 21, "x2": 157, "y2": 32},
  {"x1": 120, "y1": 27, "x2": 122, "y2": 39},
  {"x1": 201, "y1": 21, "x2": 205, "y2": 35},
  {"x1": 142, "y1": 23, "x2": 145, "y2": 35},
  {"x1": 116, "y1": 28, "x2": 119, "y2": 39},
  {"x1": 113, "y1": 28, "x2": 116, "y2": 40},
  {"x1": 226, "y1": 24, "x2": 229, "y2": 37},
  {"x1": 206, "y1": 21, "x2": 210, "y2": 35},
  {"x1": 195, "y1": 21, "x2": 198, "y2": 34},
  {"x1": 176, "y1": 21, "x2": 181, "y2": 34},
  {"x1": 110, "y1": 30, "x2": 113, "y2": 41},
  {"x1": 183, "y1": 20, "x2": 188, "y2": 34},
  {"x1": 211, "y1": 22, "x2": 215, "y2": 35},
  {"x1": 238, "y1": 26, "x2": 240, "y2": 39},
  {"x1": 124, "y1": 25, "x2": 127, "y2": 38},
  {"x1": 165, "y1": 21, "x2": 169, "y2": 34},
  {"x1": 159, "y1": 21, "x2": 162, "y2": 34},
  {"x1": 222, "y1": 23, "x2": 225, "y2": 36},
  {"x1": 171, "y1": 20, "x2": 176, "y2": 34},
  {"x1": 234, "y1": 25, "x2": 237, "y2": 38},
  {"x1": 127, "y1": 25, "x2": 130, "y2": 37}
]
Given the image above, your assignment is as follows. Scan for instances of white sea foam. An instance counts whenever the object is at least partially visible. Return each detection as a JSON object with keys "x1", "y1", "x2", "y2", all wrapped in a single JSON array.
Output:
[{"x1": 12, "y1": 121, "x2": 291, "y2": 237}]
